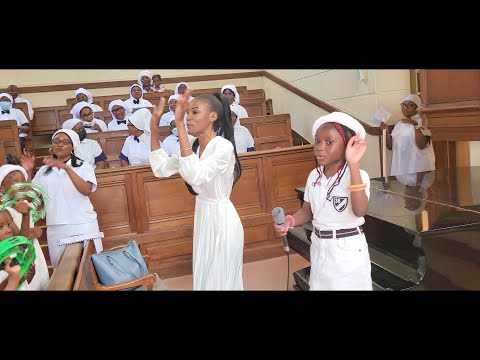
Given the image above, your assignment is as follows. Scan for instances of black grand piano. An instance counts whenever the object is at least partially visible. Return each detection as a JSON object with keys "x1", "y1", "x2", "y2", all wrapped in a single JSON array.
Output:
[{"x1": 288, "y1": 167, "x2": 480, "y2": 290}]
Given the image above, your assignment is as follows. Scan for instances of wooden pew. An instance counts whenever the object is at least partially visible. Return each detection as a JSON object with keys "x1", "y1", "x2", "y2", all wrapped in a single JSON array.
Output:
[
  {"x1": 241, "y1": 113, "x2": 294, "y2": 150},
  {"x1": 0, "y1": 120, "x2": 22, "y2": 160},
  {"x1": 0, "y1": 141, "x2": 6, "y2": 165}
]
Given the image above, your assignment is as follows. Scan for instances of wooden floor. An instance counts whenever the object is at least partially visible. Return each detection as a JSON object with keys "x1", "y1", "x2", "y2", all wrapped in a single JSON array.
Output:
[{"x1": 162, "y1": 253, "x2": 310, "y2": 290}]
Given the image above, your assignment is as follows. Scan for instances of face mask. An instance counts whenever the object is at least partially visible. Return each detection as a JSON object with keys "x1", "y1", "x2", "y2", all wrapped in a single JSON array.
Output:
[
  {"x1": 0, "y1": 101, "x2": 11, "y2": 111},
  {"x1": 76, "y1": 129, "x2": 87, "y2": 141},
  {"x1": 172, "y1": 128, "x2": 178, "y2": 137}
]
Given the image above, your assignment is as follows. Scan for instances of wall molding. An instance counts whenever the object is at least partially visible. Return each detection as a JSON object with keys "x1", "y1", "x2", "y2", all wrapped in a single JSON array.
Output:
[{"x1": 1, "y1": 71, "x2": 263, "y2": 94}]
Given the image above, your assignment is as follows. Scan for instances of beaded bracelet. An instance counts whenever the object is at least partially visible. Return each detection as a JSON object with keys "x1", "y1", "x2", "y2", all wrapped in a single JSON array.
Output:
[
  {"x1": 285, "y1": 215, "x2": 296, "y2": 227},
  {"x1": 181, "y1": 147, "x2": 192, "y2": 153}
]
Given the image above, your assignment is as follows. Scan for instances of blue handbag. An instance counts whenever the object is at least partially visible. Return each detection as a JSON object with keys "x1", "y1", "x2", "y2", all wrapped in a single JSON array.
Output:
[{"x1": 91, "y1": 240, "x2": 148, "y2": 291}]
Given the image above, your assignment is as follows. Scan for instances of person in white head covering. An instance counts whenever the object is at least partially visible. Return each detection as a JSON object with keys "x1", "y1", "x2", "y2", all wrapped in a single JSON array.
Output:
[
  {"x1": 0, "y1": 164, "x2": 50, "y2": 290},
  {"x1": 149, "y1": 90, "x2": 244, "y2": 290},
  {"x1": 380, "y1": 94, "x2": 436, "y2": 176},
  {"x1": 19, "y1": 129, "x2": 102, "y2": 269},
  {"x1": 120, "y1": 108, "x2": 157, "y2": 166},
  {"x1": 274, "y1": 112, "x2": 372, "y2": 290},
  {"x1": 174, "y1": 82, "x2": 194, "y2": 103},
  {"x1": 107, "y1": 100, "x2": 131, "y2": 131},
  {"x1": 62, "y1": 118, "x2": 107, "y2": 169},
  {"x1": 6, "y1": 85, "x2": 34, "y2": 120},
  {"x1": 0, "y1": 92, "x2": 30, "y2": 151},
  {"x1": 124, "y1": 84, "x2": 153, "y2": 110},
  {"x1": 70, "y1": 88, "x2": 103, "y2": 114},
  {"x1": 159, "y1": 94, "x2": 182, "y2": 126},
  {"x1": 221, "y1": 84, "x2": 248, "y2": 122},
  {"x1": 71, "y1": 101, "x2": 108, "y2": 133},
  {"x1": 138, "y1": 70, "x2": 153, "y2": 93},
  {"x1": 230, "y1": 103, "x2": 254, "y2": 154},
  {"x1": 160, "y1": 119, "x2": 196, "y2": 156}
]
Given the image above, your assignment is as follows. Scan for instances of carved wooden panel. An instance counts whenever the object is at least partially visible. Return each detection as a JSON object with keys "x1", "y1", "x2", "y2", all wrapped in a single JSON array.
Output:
[
  {"x1": 230, "y1": 157, "x2": 266, "y2": 215},
  {"x1": 31, "y1": 107, "x2": 58, "y2": 134},
  {"x1": 0, "y1": 120, "x2": 21, "y2": 158}
]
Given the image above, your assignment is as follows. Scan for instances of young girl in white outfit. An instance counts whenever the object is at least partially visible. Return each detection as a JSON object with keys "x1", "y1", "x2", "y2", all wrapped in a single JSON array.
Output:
[
  {"x1": 149, "y1": 91, "x2": 244, "y2": 290},
  {"x1": 275, "y1": 112, "x2": 372, "y2": 290},
  {"x1": 0, "y1": 165, "x2": 50, "y2": 290}
]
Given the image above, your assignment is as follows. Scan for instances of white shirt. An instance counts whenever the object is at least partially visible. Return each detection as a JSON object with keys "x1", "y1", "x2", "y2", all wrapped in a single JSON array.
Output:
[
  {"x1": 234, "y1": 125, "x2": 255, "y2": 153},
  {"x1": 120, "y1": 133, "x2": 151, "y2": 166},
  {"x1": 390, "y1": 117, "x2": 436, "y2": 176},
  {"x1": 78, "y1": 138, "x2": 105, "y2": 169},
  {"x1": 82, "y1": 119, "x2": 108, "y2": 133},
  {"x1": 32, "y1": 160, "x2": 98, "y2": 226},
  {"x1": 0, "y1": 108, "x2": 29, "y2": 138},
  {"x1": 304, "y1": 165, "x2": 370, "y2": 230},
  {"x1": 16, "y1": 97, "x2": 34, "y2": 120},
  {"x1": 161, "y1": 134, "x2": 196, "y2": 156},
  {"x1": 107, "y1": 118, "x2": 129, "y2": 131},
  {"x1": 124, "y1": 98, "x2": 153, "y2": 110},
  {"x1": 159, "y1": 110, "x2": 175, "y2": 126}
]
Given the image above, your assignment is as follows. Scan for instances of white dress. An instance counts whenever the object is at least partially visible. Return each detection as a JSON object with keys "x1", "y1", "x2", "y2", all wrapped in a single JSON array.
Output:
[
  {"x1": 390, "y1": 119, "x2": 436, "y2": 176},
  {"x1": 149, "y1": 136, "x2": 244, "y2": 290}
]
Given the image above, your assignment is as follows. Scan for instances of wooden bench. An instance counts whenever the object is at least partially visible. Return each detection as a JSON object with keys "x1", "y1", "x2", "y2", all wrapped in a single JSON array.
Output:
[
  {"x1": 241, "y1": 114, "x2": 294, "y2": 150},
  {"x1": 0, "y1": 141, "x2": 6, "y2": 165},
  {"x1": 0, "y1": 120, "x2": 22, "y2": 160}
]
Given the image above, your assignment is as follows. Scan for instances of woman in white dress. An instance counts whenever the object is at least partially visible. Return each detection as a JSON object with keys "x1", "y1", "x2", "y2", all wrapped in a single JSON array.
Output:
[
  {"x1": 149, "y1": 90, "x2": 244, "y2": 290},
  {"x1": 380, "y1": 94, "x2": 436, "y2": 176}
]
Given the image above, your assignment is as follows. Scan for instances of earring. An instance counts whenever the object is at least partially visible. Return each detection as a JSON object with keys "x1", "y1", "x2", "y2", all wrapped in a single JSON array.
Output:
[{"x1": 48, "y1": 147, "x2": 54, "y2": 155}]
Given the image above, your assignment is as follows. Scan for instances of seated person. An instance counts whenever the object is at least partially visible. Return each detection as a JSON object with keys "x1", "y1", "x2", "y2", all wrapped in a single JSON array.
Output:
[
  {"x1": 107, "y1": 100, "x2": 131, "y2": 131},
  {"x1": 0, "y1": 165, "x2": 50, "y2": 290},
  {"x1": 159, "y1": 95, "x2": 182, "y2": 126},
  {"x1": 120, "y1": 108, "x2": 157, "y2": 166},
  {"x1": 0, "y1": 92, "x2": 30, "y2": 151},
  {"x1": 174, "y1": 82, "x2": 194, "y2": 102},
  {"x1": 138, "y1": 70, "x2": 154, "y2": 93},
  {"x1": 161, "y1": 119, "x2": 196, "y2": 156},
  {"x1": 124, "y1": 84, "x2": 153, "y2": 110},
  {"x1": 221, "y1": 84, "x2": 248, "y2": 121},
  {"x1": 62, "y1": 119, "x2": 107, "y2": 169},
  {"x1": 70, "y1": 88, "x2": 103, "y2": 114},
  {"x1": 71, "y1": 102, "x2": 107, "y2": 133},
  {"x1": 6, "y1": 85, "x2": 34, "y2": 120},
  {"x1": 231, "y1": 104, "x2": 255, "y2": 154},
  {"x1": 152, "y1": 74, "x2": 166, "y2": 93}
]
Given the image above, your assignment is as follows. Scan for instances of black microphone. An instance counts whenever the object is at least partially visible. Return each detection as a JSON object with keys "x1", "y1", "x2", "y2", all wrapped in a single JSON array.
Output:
[{"x1": 272, "y1": 207, "x2": 289, "y2": 253}]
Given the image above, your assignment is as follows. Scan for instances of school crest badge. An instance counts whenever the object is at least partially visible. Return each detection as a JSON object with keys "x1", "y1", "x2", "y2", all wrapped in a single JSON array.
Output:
[{"x1": 332, "y1": 196, "x2": 348, "y2": 212}]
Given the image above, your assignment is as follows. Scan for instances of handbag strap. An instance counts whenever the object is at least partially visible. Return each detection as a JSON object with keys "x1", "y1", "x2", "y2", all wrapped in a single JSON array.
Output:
[{"x1": 106, "y1": 250, "x2": 146, "y2": 279}]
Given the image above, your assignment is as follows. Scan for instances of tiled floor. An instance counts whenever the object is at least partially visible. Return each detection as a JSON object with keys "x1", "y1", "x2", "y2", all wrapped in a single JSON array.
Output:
[{"x1": 162, "y1": 253, "x2": 310, "y2": 290}]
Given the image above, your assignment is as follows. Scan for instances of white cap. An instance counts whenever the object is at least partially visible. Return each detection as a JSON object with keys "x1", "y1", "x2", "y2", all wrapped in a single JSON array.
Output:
[{"x1": 312, "y1": 112, "x2": 366, "y2": 140}]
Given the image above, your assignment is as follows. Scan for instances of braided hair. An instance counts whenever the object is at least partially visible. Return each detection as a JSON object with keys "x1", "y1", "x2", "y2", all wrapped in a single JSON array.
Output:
[
  {"x1": 185, "y1": 92, "x2": 242, "y2": 196},
  {"x1": 314, "y1": 122, "x2": 356, "y2": 197}
]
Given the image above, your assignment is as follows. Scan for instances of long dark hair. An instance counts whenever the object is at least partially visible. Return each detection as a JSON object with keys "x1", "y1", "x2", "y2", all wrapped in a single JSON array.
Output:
[
  {"x1": 185, "y1": 92, "x2": 242, "y2": 196},
  {"x1": 44, "y1": 151, "x2": 84, "y2": 175},
  {"x1": 314, "y1": 123, "x2": 355, "y2": 197}
]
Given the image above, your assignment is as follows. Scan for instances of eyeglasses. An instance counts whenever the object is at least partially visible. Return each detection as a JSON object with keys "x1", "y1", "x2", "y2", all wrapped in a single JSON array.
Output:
[
  {"x1": 111, "y1": 107, "x2": 124, "y2": 113},
  {"x1": 400, "y1": 102, "x2": 417, "y2": 109},
  {"x1": 52, "y1": 139, "x2": 72, "y2": 145},
  {"x1": 81, "y1": 111, "x2": 93, "y2": 118}
]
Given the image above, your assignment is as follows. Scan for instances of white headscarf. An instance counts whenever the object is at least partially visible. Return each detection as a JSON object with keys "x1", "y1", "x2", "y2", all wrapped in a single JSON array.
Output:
[
  {"x1": 174, "y1": 82, "x2": 189, "y2": 95},
  {"x1": 230, "y1": 103, "x2": 244, "y2": 127},
  {"x1": 62, "y1": 118, "x2": 83, "y2": 130},
  {"x1": 0, "y1": 165, "x2": 27, "y2": 188},
  {"x1": 221, "y1": 84, "x2": 240, "y2": 105},
  {"x1": 52, "y1": 129, "x2": 81, "y2": 156},
  {"x1": 129, "y1": 84, "x2": 145, "y2": 101},
  {"x1": 403, "y1": 94, "x2": 422, "y2": 108},
  {"x1": 129, "y1": 108, "x2": 152, "y2": 133},
  {"x1": 137, "y1": 71, "x2": 153, "y2": 87},
  {"x1": 108, "y1": 100, "x2": 132, "y2": 121},
  {"x1": 312, "y1": 112, "x2": 366, "y2": 140},
  {"x1": 0, "y1": 92, "x2": 13, "y2": 103},
  {"x1": 75, "y1": 88, "x2": 94, "y2": 104},
  {"x1": 71, "y1": 101, "x2": 95, "y2": 120}
]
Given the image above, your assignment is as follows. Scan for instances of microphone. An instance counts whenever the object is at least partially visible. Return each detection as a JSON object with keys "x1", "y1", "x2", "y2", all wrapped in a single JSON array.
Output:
[{"x1": 272, "y1": 207, "x2": 289, "y2": 253}]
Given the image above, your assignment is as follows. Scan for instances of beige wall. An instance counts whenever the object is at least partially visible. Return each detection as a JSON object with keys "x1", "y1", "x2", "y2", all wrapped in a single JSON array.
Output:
[
  {"x1": 0, "y1": 69, "x2": 261, "y2": 108},
  {"x1": 263, "y1": 69, "x2": 412, "y2": 177}
]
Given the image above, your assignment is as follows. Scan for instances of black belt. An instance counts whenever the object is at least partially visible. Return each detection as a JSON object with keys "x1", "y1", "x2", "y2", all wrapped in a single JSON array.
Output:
[{"x1": 314, "y1": 226, "x2": 363, "y2": 239}]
